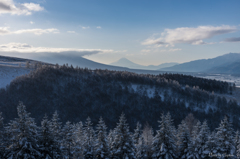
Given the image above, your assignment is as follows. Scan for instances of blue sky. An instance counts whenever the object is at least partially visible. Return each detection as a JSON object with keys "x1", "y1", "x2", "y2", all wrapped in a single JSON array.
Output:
[{"x1": 0, "y1": 0, "x2": 240, "y2": 65}]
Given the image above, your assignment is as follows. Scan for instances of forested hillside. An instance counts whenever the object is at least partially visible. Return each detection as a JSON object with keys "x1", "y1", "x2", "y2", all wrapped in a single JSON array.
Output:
[{"x1": 0, "y1": 65, "x2": 238, "y2": 131}]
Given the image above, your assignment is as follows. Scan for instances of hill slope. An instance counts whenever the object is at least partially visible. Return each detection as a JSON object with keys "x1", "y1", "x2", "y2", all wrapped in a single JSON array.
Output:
[
  {"x1": 0, "y1": 65, "x2": 238, "y2": 130},
  {"x1": 160, "y1": 53, "x2": 240, "y2": 73}
]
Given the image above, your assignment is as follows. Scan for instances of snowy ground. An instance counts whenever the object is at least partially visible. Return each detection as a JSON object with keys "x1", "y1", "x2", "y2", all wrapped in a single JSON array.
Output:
[{"x1": 0, "y1": 65, "x2": 32, "y2": 89}]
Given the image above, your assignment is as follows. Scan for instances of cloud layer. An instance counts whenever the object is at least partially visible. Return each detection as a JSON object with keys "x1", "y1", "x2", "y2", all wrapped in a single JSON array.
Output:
[
  {"x1": 142, "y1": 25, "x2": 237, "y2": 46},
  {"x1": 0, "y1": 43, "x2": 114, "y2": 56},
  {"x1": 0, "y1": 0, "x2": 44, "y2": 15},
  {"x1": 223, "y1": 37, "x2": 240, "y2": 42},
  {"x1": 0, "y1": 27, "x2": 59, "y2": 35}
]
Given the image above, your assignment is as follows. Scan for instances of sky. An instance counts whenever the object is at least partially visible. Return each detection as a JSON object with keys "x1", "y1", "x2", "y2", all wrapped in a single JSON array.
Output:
[{"x1": 0, "y1": 0, "x2": 240, "y2": 65}]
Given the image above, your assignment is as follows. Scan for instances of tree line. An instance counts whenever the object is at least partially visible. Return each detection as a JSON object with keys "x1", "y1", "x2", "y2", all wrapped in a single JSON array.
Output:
[{"x1": 0, "y1": 102, "x2": 239, "y2": 159}]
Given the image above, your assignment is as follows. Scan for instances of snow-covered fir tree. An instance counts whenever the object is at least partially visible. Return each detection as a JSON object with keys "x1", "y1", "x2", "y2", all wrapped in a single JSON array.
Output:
[
  {"x1": 177, "y1": 120, "x2": 191, "y2": 159},
  {"x1": 38, "y1": 115, "x2": 61, "y2": 159},
  {"x1": 234, "y1": 131, "x2": 240, "y2": 158},
  {"x1": 133, "y1": 122, "x2": 142, "y2": 146},
  {"x1": 197, "y1": 120, "x2": 210, "y2": 158},
  {"x1": 50, "y1": 111, "x2": 62, "y2": 148},
  {"x1": 83, "y1": 117, "x2": 96, "y2": 159},
  {"x1": 142, "y1": 122, "x2": 154, "y2": 158},
  {"x1": 5, "y1": 102, "x2": 41, "y2": 158},
  {"x1": 0, "y1": 112, "x2": 5, "y2": 158},
  {"x1": 152, "y1": 113, "x2": 177, "y2": 159},
  {"x1": 95, "y1": 117, "x2": 109, "y2": 159},
  {"x1": 215, "y1": 116, "x2": 234, "y2": 159},
  {"x1": 61, "y1": 121, "x2": 74, "y2": 159},
  {"x1": 205, "y1": 132, "x2": 218, "y2": 158},
  {"x1": 72, "y1": 122, "x2": 84, "y2": 158},
  {"x1": 135, "y1": 134, "x2": 148, "y2": 159},
  {"x1": 110, "y1": 113, "x2": 136, "y2": 159}
]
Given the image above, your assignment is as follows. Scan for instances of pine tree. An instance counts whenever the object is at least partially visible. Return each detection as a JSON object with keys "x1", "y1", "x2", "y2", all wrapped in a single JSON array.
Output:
[
  {"x1": 187, "y1": 121, "x2": 201, "y2": 159},
  {"x1": 38, "y1": 115, "x2": 61, "y2": 159},
  {"x1": 0, "y1": 112, "x2": 5, "y2": 158},
  {"x1": 110, "y1": 113, "x2": 136, "y2": 159},
  {"x1": 135, "y1": 135, "x2": 148, "y2": 159},
  {"x1": 50, "y1": 111, "x2": 62, "y2": 148},
  {"x1": 177, "y1": 120, "x2": 191, "y2": 159},
  {"x1": 142, "y1": 122, "x2": 154, "y2": 158},
  {"x1": 197, "y1": 120, "x2": 210, "y2": 158},
  {"x1": 83, "y1": 117, "x2": 96, "y2": 159},
  {"x1": 95, "y1": 117, "x2": 109, "y2": 159},
  {"x1": 151, "y1": 113, "x2": 177, "y2": 159},
  {"x1": 215, "y1": 116, "x2": 234, "y2": 159},
  {"x1": 234, "y1": 131, "x2": 240, "y2": 158},
  {"x1": 205, "y1": 132, "x2": 217, "y2": 158},
  {"x1": 5, "y1": 102, "x2": 41, "y2": 158},
  {"x1": 72, "y1": 122, "x2": 84, "y2": 158},
  {"x1": 133, "y1": 122, "x2": 142, "y2": 146},
  {"x1": 61, "y1": 121, "x2": 74, "y2": 159}
]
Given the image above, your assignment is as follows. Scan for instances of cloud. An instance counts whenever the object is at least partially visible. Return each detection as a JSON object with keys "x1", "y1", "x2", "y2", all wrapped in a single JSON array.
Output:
[
  {"x1": 30, "y1": 21, "x2": 34, "y2": 24},
  {"x1": 142, "y1": 25, "x2": 237, "y2": 46},
  {"x1": 0, "y1": 27, "x2": 59, "y2": 35},
  {"x1": 0, "y1": 0, "x2": 44, "y2": 15},
  {"x1": 67, "y1": 31, "x2": 76, "y2": 34},
  {"x1": 141, "y1": 48, "x2": 181, "y2": 54},
  {"x1": 223, "y1": 37, "x2": 240, "y2": 42},
  {"x1": 81, "y1": 26, "x2": 90, "y2": 29},
  {"x1": 0, "y1": 43, "x2": 114, "y2": 56},
  {"x1": 96, "y1": 26, "x2": 101, "y2": 29}
]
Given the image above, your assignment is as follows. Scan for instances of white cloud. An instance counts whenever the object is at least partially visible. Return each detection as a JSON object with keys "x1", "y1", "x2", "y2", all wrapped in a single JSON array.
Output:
[
  {"x1": 0, "y1": 27, "x2": 59, "y2": 35},
  {"x1": 142, "y1": 25, "x2": 237, "y2": 46},
  {"x1": 30, "y1": 21, "x2": 34, "y2": 24},
  {"x1": 96, "y1": 26, "x2": 101, "y2": 29},
  {"x1": 0, "y1": 0, "x2": 44, "y2": 15},
  {"x1": 0, "y1": 43, "x2": 114, "y2": 56},
  {"x1": 81, "y1": 26, "x2": 90, "y2": 29},
  {"x1": 67, "y1": 31, "x2": 76, "y2": 34}
]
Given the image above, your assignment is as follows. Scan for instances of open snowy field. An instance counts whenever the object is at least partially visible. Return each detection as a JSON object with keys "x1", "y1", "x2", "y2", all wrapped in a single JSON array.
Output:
[{"x1": 0, "y1": 65, "x2": 32, "y2": 88}]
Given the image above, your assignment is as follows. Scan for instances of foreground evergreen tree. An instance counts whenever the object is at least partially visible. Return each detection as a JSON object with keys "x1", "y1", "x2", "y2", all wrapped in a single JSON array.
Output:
[
  {"x1": 0, "y1": 112, "x2": 5, "y2": 158},
  {"x1": 5, "y1": 102, "x2": 41, "y2": 158},
  {"x1": 133, "y1": 122, "x2": 142, "y2": 146},
  {"x1": 152, "y1": 113, "x2": 177, "y2": 159},
  {"x1": 61, "y1": 121, "x2": 74, "y2": 159},
  {"x1": 95, "y1": 117, "x2": 109, "y2": 159},
  {"x1": 50, "y1": 111, "x2": 62, "y2": 148},
  {"x1": 83, "y1": 117, "x2": 96, "y2": 159},
  {"x1": 197, "y1": 120, "x2": 210, "y2": 158},
  {"x1": 234, "y1": 131, "x2": 240, "y2": 158},
  {"x1": 215, "y1": 116, "x2": 234, "y2": 159},
  {"x1": 142, "y1": 123, "x2": 154, "y2": 158},
  {"x1": 72, "y1": 122, "x2": 84, "y2": 158},
  {"x1": 110, "y1": 113, "x2": 136, "y2": 159},
  {"x1": 177, "y1": 120, "x2": 191, "y2": 159},
  {"x1": 38, "y1": 115, "x2": 61, "y2": 159}
]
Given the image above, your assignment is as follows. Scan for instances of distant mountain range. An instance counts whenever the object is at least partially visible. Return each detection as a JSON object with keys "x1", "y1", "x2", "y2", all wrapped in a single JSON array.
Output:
[
  {"x1": 110, "y1": 57, "x2": 178, "y2": 70},
  {"x1": 160, "y1": 53, "x2": 240, "y2": 74}
]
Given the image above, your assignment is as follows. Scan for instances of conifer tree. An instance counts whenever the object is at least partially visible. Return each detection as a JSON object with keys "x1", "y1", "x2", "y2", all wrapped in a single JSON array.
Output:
[
  {"x1": 152, "y1": 113, "x2": 177, "y2": 159},
  {"x1": 197, "y1": 120, "x2": 210, "y2": 158},
  {"x1": 95, "y1": 117, "x2": 109, "y2": 159},
  {"x1": 50, "y1": 111, "x2": 62, "y2": 148},
  {"x1": 5, "y1": 102, "x2": 41, "y2": 158},
  {"x1": 72, "y1": 122, "x2": 84, "y2": 158},
  {"x1": 205, "y1": 132, "x2": 217, "y2": 157},
  {"x1": 0, "y1": 112, "x2": 5, "y2": 158},
  {"x1": 177, "y1": 120, "x2": 191, "y2": 159},
  {"x1": 38, "y1": 115, "x2": 61, "y2": 159},
  {"x1": 215, "y1": 116, "x2": 234, "y2": 159},
  {"x1": 110, "y1": 113, "x2": 136, "y2": 159},
  {"x1": 142, "y1": 123, "x2": 154, "y2": 158},
  {"x1": 133, "y1": 122, "x2": 142, "y2": 146},
  {"x1": 234, "y1": 131, "x2": 240, "y2": 158},
  {"x1": 83, "y1": 117, "x2": 96, "y2": 158},
  {"x1": 61, "y1": 121, "x2": 74, "y2": 159}
]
